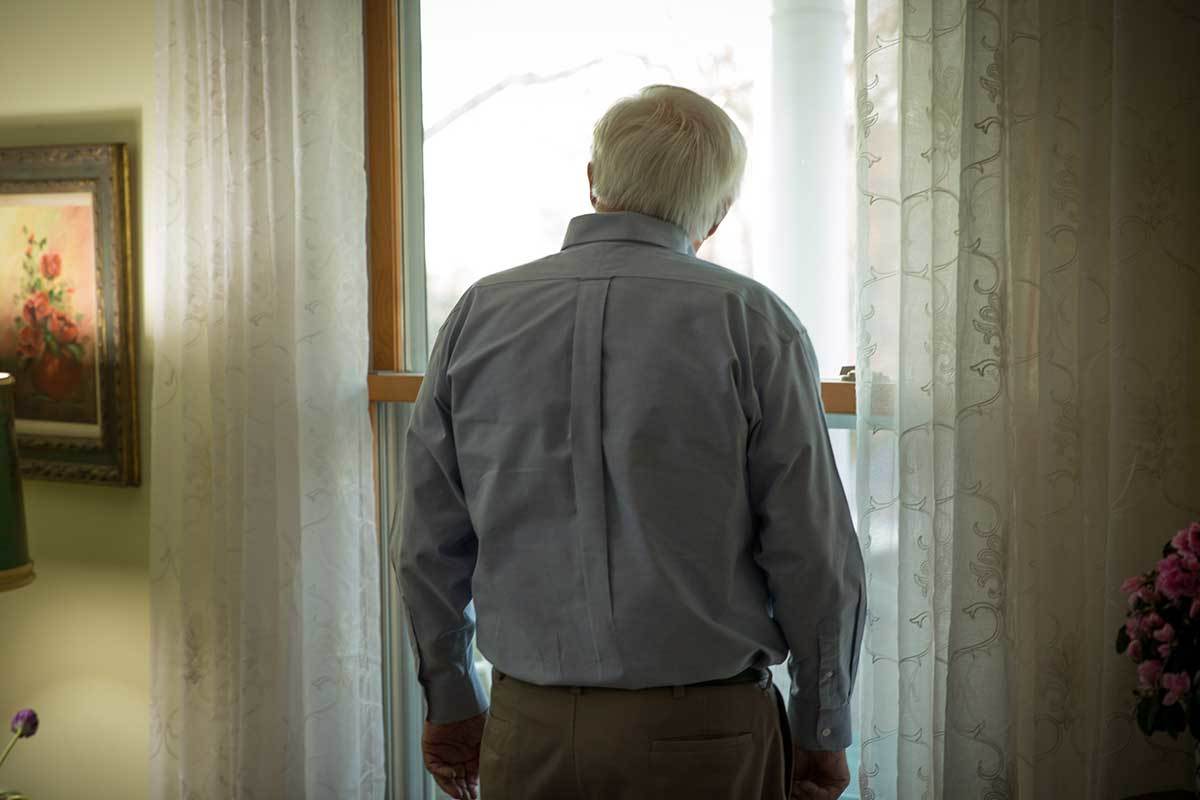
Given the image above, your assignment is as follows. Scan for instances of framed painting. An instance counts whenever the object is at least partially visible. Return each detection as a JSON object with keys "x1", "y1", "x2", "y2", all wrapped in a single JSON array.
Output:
[{"x1": 0, "y1": 144, "x2": 139, "y2": 485}]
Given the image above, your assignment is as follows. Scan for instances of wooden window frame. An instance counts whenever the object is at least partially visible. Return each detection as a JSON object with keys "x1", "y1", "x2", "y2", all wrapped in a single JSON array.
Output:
[
  {"x1": 365, "y1": 0, "x2": 405, "y2": 373},
  {"x1": 369, "y1": 371, "x2": 855, "y2": 414},
  {"x1": 362, "y1": 0, "x2": 855, "y2": 415}
]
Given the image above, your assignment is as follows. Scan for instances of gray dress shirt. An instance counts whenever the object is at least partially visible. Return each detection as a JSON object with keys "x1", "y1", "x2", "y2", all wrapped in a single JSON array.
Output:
[{"x1": 396, "y1": 211, "x2": 865, "y2": 750}]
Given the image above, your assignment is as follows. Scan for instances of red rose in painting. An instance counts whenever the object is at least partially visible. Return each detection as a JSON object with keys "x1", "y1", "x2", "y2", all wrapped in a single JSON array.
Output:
[
  {"x1": 49, "y1": 312, "x2": 79, "y2": 344},
  {"x1": 16, "y1": 325, "x2": 44, "y2": 360},
  {"x1": 11, "y1": 231, "x2": 90, "y2": 405},
  {"x1": 40, "y1": 251, "x2": 62, "y2": 280},
  {"x1": 20, "y1": 294, "x2": 52, "y2": 326},
  {"x1": 31, "y1": 292, "x2": 52, "y2": 322}
]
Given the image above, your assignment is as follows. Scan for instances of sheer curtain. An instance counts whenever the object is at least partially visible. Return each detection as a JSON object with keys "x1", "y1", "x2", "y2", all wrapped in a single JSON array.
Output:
[
  {"x1": 854, "y1": 0, "x2": 1200, "y2": 798},
  {"x1": 147, "y1": 1, "x2": 384, "y2": 797}
]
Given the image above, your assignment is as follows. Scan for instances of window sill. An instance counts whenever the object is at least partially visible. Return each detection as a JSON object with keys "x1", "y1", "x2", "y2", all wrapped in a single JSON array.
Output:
[{"x1": 368, "y1": 372, "x2": 857, "y2": 416}]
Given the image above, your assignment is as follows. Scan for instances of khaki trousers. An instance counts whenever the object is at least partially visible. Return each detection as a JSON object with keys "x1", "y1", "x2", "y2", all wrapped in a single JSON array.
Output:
[{"x1": 480, "y1": 669, "x2": 790, "y2": 799}]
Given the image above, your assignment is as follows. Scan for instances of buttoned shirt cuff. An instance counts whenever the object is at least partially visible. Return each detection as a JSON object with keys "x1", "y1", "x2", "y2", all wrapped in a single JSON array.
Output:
[
  {"x1": 789, "y1": 699, "x2": 852, "y2": 751},
  {"x1": 423, "y1": 665, "x2": 490, "y2": 725}
]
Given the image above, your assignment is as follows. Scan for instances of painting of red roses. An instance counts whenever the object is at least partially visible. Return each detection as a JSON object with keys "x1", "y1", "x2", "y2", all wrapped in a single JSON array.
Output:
[
  {"x1": 0, "y1": 144, "x2": 138, "y2": 485},
  {"x1": 2, "y1": 198, "x2": 100, "y2": 426}
]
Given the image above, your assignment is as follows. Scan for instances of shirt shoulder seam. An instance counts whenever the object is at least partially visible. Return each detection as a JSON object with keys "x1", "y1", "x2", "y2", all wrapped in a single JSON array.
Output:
[{"x1": 472, "y1": 273, "x2": 801, "y2": 344}]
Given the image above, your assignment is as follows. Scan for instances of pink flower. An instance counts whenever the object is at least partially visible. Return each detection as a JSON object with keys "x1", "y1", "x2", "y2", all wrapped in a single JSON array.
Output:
[
  {"x1": 1189, "y1": 599, "x2": 1200, "y2": 619},
  {"x1": 1126, "y1": 618, "x2": 1140, "y2": 639},
  {"x1": 1171, "y1": 523, "x2": 1200, "y2": 557},
  {"x1": 1136, "y1": 586, "x2": 1161, "y2": 605},
  {"x1": 1159, "y1": 643, "x2": 1173, "y2": 659},
  {"x1": 1122, "y1": 575, "x2": 1146, "y2": 594},
  {"x1": 1140, "y1": 613, "x2": 1165, "y2": 634},
  {"x1": 1162, "y1": 672, "x2": 1192, "y2": 706},
  {"x1": 1172, "y1": 529, "x2": 1191, "y2": 554},
  {"x1": 1156, "y1": 554, "x2": 1200, "y2": 601},
  {"x1": 39, "y1": 251, "x2": 61, "y2": 280},
  {"x1": 1154, "y1": 624, "x2": 1176, "y2": 643},
  {"x1": 1138, "y1": 659, "x2": 1164, "y2": 690},
  {"x1": 1127, "y1": 640, "x2": 1144, "y2": 662}
]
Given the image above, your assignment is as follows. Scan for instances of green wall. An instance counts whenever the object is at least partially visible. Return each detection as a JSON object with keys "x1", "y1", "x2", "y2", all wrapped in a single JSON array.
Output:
[{"x1": 0, "y1": 1, "x2": 154, "y2": 797}]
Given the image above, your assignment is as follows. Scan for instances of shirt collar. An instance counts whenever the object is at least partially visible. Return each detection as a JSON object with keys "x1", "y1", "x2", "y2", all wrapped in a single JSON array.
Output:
[{"x1": 562, "y1": 212, "x2": 695, "y2": 256}]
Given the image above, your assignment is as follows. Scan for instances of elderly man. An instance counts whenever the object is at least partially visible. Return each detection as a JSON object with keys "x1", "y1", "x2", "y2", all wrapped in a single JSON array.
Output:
[{"x1": 397, "y1": 85, "x2": 865, "y2": 800}]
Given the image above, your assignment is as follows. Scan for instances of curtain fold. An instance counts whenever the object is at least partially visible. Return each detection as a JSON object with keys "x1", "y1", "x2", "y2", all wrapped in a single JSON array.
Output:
[
  {"x1": 148, "y1": 1, "x2": 384, "y2": 797},
  {"x1": 855, "y1": 0, "x2": 1200, "y2": 797}
]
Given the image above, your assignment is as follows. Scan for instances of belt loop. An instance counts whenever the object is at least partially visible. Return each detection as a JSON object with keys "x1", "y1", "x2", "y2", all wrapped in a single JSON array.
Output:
[{"x1": 672, "y1": 685, "x2": 685, "y2": 698}]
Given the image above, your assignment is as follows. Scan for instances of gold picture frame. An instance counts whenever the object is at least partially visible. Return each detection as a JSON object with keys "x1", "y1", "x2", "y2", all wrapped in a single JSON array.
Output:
[{"x1": 0, "y1": 144, "x2": 139, "y2": 486}]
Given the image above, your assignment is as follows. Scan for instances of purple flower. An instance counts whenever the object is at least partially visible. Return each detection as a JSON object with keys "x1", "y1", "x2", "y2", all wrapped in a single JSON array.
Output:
[
  {"x1": 1163, "y1": 672, "x2": 1193, "y2": 706},
  {"x1": 10, "y1": 709, "x2": 38, "y2": 738},
  {"x1": 1127, "y1": 640, "x2": 1144, "y2": 662}
]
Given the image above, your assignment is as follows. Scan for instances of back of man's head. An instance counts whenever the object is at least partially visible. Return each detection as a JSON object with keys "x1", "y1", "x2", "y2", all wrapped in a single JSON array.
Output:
[{"x1": 590, "y1": 85, "x2": 747, "y2": 243}]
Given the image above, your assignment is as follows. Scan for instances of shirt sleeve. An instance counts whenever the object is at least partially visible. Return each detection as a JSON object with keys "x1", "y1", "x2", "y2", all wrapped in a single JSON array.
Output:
[
  {"x1": 395, "y1": 312, "x2": 489, "y2": 725},
  {"x1": 747, "y1": 327, "x2": 866, "y2": 751}
]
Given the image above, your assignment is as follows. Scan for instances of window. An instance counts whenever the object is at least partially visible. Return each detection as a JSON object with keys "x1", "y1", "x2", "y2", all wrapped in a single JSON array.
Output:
[
  {"x1": 365, "y1": 0, "x2": 860, "y2": 796},
  {"x1": 415, "y1": 0, "x2": 856, "y2": 377}
]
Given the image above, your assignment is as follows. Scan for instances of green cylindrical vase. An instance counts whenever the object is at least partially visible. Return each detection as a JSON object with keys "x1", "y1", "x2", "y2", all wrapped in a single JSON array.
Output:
[{"x1": 0, "y1": 373, "x2": 32, "y2": 592}]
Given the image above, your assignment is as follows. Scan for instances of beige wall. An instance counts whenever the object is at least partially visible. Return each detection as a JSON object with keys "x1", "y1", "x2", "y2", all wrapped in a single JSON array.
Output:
[{"x1": 0, "y1": 1, "x2": 154, "y2": 798}]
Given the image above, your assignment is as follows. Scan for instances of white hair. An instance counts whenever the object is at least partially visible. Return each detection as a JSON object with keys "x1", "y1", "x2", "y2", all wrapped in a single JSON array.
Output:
[{"x1": 590, "y1": 85, "x2": 747, "y2": 242}]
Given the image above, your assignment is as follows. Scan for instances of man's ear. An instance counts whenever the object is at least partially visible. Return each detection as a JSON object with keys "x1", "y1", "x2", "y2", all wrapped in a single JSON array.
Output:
[
  {"x1": 587, "y1": 162, "x2": 597, "y2": 209},
  {"x1": 706, "y1": 202, "x2": 733, "y2": 239}
]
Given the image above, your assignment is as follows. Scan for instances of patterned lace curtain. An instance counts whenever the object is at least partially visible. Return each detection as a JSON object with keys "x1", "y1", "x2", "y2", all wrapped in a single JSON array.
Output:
[
  {"x1": 148, "y1": 1, "x2": 384, "y2": 796},
  {"x1": 854, "y1": 0, "x2": 1200, "y2": 797}
]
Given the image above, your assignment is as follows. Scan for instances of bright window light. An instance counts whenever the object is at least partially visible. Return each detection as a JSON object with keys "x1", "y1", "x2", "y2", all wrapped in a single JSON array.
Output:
[{"x1": 418, "y1": 0, "x2": 855, "y2": 375}]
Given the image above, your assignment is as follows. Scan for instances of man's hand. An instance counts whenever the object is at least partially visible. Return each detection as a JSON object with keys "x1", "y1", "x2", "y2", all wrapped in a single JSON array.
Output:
[
  {"x1": 422, "y1": 712, "x2": 487, "y2": 800},
  {"x1": 791, "y1": 748, "x2": 851, "y2": 800}
]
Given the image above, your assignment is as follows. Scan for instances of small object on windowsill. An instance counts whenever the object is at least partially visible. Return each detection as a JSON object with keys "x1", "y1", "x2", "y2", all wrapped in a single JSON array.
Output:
[{"x1": 839, "y1": 365, "x2": 855, "y2": 382}]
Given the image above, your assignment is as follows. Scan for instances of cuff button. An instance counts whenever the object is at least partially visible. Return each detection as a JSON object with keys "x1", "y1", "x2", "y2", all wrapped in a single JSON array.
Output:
[{"x1": 821, "y1": 728, "x2": 832, "y2": 738}]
